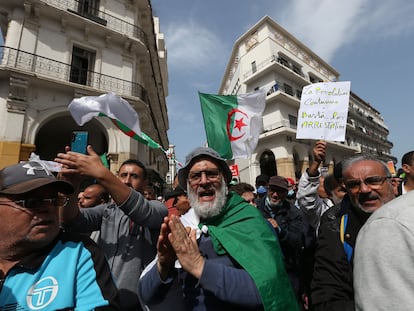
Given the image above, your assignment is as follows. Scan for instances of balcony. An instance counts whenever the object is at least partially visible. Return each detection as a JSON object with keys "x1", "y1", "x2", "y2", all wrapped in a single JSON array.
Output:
[
  {"x1": 264, "y1": 81, "x2": 301, "y2": 107},
  {"x1": 0, "y1": 46, "x2": 147, "y2": 102},
  {"x1": 243, "y1": 54, "x2": 308, "y2": 86},
  {"x1": 40, "y1": 0, "x2": 148, "y2": 45}
]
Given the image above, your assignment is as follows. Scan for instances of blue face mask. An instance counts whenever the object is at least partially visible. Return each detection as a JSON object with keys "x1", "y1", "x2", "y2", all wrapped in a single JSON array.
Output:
[
  {"x1": 257, "y1": 185, "x2": 267, "y2": 194},
  {"x1": 288, "y1": 189, "x2": 295, "y2": 197}
]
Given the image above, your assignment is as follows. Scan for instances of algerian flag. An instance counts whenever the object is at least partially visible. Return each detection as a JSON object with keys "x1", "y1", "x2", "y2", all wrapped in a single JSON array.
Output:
[
  {"x1": 199, "y1": 89, "x2": 266, "y2": 159},
  {"x1": 68, "y1": 93, "x2": 161, "y2": 149},
  {"x1": 200, "y1": 193, "x2": 299, "y2": 311}
]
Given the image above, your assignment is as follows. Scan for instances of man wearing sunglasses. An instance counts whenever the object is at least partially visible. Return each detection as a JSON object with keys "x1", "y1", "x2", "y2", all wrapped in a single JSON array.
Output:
[
  {"x1": 56, "y1": 146, "x2": 167, "y2": 311},
  {"x1": 0, "y1": 161, "x2": 120, "y2": 310},
  {"x1": 311, "y1": 155, "x2": 395, "y2": 311},
  {"x1": 354, "y1": 176, "x2": 414, "y2": 309},
  {"x1": 139, "y1": 147, "x2": 299, "y2": 310}
]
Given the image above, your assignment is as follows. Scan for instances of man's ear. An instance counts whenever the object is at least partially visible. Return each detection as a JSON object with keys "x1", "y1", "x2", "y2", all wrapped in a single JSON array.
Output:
[{"x1": 402, "y1": 164, "x2": 410, "y2": 173}]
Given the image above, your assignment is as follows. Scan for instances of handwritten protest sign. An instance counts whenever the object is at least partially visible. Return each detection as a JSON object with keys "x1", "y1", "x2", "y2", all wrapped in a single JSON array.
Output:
[{"x1": 296, "y1": 81, "x2": 351, "y2": 142}]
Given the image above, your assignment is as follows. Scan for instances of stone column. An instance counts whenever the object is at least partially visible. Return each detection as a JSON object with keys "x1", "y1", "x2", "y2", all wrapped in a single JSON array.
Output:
[{"x1": 4, "y1": 7, "x2": 24, "y2": 49}]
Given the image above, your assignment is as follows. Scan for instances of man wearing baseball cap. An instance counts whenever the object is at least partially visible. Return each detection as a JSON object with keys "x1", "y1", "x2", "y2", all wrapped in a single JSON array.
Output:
[
  {"x1": 139, "y1": 147, "x2": 298, "y2": 310},
  {"x1": 0, "y1": 161, "x2": 120, "y2": 309}
]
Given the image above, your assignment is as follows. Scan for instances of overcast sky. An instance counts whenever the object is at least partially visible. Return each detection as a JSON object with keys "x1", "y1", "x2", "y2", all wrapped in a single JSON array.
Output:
[{"x1": 151, "y1": 0, "x2": 414, "y2": 167}]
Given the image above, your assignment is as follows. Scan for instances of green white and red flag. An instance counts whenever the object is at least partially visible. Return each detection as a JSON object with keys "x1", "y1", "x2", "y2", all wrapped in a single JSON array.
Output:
[
  {"x1": 199, "y1": 89, "x2": 266, "y2": 159},
  {"x1": 68, "y1": 92, "x2": 161, "y2": 149}
]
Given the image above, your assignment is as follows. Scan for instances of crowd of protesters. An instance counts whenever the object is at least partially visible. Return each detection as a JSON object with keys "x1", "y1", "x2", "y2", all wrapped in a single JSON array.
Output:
[{"x1": 0, "y1": 141, "x2": 412, "y2": 310}]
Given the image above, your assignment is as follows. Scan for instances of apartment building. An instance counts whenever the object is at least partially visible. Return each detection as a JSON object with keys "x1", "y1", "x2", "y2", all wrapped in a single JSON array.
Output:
[
  {"x1": 0, "y1": 0, "x2": 169, "y2": 187},
  {"x1": 219, "y1": 16, "x2": 395, "y2": 183}
]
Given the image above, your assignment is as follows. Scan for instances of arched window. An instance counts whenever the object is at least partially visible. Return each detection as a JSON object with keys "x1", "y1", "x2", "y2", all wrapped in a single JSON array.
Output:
[
  {"x1": 259, "y1": 150, "x2": 277, "y2": 177},
  {"x1": 35, "y1": 115, "x2": 107, "y2": 161}
]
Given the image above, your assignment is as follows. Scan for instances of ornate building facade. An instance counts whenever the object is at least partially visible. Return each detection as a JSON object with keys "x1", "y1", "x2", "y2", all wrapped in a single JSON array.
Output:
[
  {"x1": 219, "y1": 16, "x2": 395, "y2": 183},
  {"x1": 0, "y1": 0, "x2": 169, "y2": 187}
]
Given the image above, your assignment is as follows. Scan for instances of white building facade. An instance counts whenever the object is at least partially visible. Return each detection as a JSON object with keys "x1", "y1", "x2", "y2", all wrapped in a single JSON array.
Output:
[
  {"x1": 219, "y1": 16, "x2": 395, "y2": 183},
  {"x1": 0, "y1": 0, "x2": 169, "y2": 188}
]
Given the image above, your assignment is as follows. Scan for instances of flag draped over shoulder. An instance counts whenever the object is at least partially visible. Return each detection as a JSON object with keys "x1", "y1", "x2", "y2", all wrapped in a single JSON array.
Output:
[
  {"x1": 199, "y1": 193, "x2": 299, "y2": 311},
  {"x1": 199, "y1": 89, "x2": 266, "y2": 159},
  {"x1": 68, "y1": 92, "x2": 161, "y2": 149}
]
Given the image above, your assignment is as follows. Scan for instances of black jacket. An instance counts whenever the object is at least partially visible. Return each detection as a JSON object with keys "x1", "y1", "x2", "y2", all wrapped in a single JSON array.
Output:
[
  {"x1": 311, "y1": 195, "x2": 370, "y2": 311},
  {"x1": 257, "y1": 198, "x2": 304, "y2": 267},
  {"x1": 257, "y1": 197, "x2": 307, "y2": 300}
]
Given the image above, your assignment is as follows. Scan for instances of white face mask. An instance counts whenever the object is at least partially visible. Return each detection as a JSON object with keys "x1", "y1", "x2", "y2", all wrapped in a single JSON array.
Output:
[
  {"x1": 257, "y1": 185, "x2": 267, "y2": 195},
  {"x1": 266, "y1": 196, "x2": 283, "y2": 208}
]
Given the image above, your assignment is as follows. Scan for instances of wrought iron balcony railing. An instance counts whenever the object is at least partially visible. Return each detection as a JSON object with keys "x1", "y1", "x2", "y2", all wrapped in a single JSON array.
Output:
[
  {"x1": 0, "y1": 46, "x2": 147, "y2": 102},
  {"x1": 243, "y1": 54, "x2": 306, "y2": 81},
  {"x1": 40, "y1": 0, "x2": 148, "y2": 45}
]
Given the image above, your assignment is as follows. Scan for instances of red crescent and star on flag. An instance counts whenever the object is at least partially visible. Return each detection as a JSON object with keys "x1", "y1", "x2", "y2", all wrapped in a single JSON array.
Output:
[{"x1": 226, "y1": 108, "x2": 249, "y2": 141}]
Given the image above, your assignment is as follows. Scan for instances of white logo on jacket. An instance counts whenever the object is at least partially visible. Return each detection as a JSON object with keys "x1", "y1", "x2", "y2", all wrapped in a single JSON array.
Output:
[{"x1": 26, "y1": 276, "x2": 59, "y2": 309}]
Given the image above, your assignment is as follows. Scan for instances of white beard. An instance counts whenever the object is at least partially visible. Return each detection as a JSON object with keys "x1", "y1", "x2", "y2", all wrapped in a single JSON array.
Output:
[{"x1": 188, "y1": 178, "x2": 228, "y2": 220}]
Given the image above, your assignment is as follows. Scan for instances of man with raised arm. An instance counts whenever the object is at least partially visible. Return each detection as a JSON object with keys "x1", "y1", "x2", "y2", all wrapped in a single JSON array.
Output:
[{"x1": 56, "y1": 145, "x2": 167, "y2": 311}]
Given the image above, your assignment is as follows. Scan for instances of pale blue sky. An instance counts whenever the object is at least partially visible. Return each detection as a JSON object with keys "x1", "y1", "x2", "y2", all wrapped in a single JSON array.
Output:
[{"x1": 152, "y1": 0, "x2": 414, "y2": 167}]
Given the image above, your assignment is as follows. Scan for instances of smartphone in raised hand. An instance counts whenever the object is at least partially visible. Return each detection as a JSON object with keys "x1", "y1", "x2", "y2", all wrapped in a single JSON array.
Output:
[{"x1": 71, "y1": 131, "x2": 88, "y2": 154}]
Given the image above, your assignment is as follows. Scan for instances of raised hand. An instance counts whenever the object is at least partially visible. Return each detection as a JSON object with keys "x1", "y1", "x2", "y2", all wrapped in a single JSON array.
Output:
[
  {"x1": 313, "y1": 140, "x2": 326, "y2": 164},
  {"x1": 55, "y1": 145, "x2": 106, "y2": 179},
  {"x1": 308, "y1": 140, "x2": 327, "y2": 176},
  {"x1": 156, "y1": 216, "x2": 177, "y2": 280}
]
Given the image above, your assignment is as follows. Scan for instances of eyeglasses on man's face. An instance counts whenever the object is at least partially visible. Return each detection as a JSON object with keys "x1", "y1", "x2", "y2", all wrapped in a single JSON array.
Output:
[
  {"x1": 344, "y1": 176, "x2": 391, "y2": 191},
  {"x1": 0, "y1": 196, "x2": 69, "y2": 209},
  {"x1": 188, "y1": 168, "x2": 220, "y2": 185}
]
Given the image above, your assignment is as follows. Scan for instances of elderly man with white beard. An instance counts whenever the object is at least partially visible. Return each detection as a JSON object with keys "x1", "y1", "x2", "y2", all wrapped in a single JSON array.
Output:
[{"x1": 138, "y1": 147, "x2": 299, "y2": 311}]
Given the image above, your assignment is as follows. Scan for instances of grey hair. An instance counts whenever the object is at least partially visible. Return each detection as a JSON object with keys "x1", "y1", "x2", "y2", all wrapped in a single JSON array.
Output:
[{"x1": 341, "y1": 155, "x2": 391, "y2": 178}]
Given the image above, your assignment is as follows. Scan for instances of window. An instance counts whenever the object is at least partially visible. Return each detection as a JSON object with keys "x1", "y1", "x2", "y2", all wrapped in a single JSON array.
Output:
[
  {"x1": 283, "y1": 83, "x2": 293, "y2": 96},
  {"x1": 68, "y1": 0, "x2": 106, "y2": 25},
  {"x1": 292, "y1": 64, "x2": 303, "y2": 76},
  {"x1": 259, "y1": 150, "x2": 277, "y2": 177},
  {"x1": 295, "y1": 89, "x2": 302, "y2": 99},
  {"x1": 309, "y1": 74, "x2": 322, "y2": 84},
  {"x1": 69, "y1": 46, "x2": 95, "y2": 85},
  {"x1": 251, "y1": 61, "x2": 257, "y2": 74},
  {"x1": 278, "y1": 55, "x2": 289, "y2": 68},
  {"x1": 78, "y1": 0, "x2": 100, "y2": 16},
  {"x1": 288, "y1": 114, "x2": 297, "y2": 129}
]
